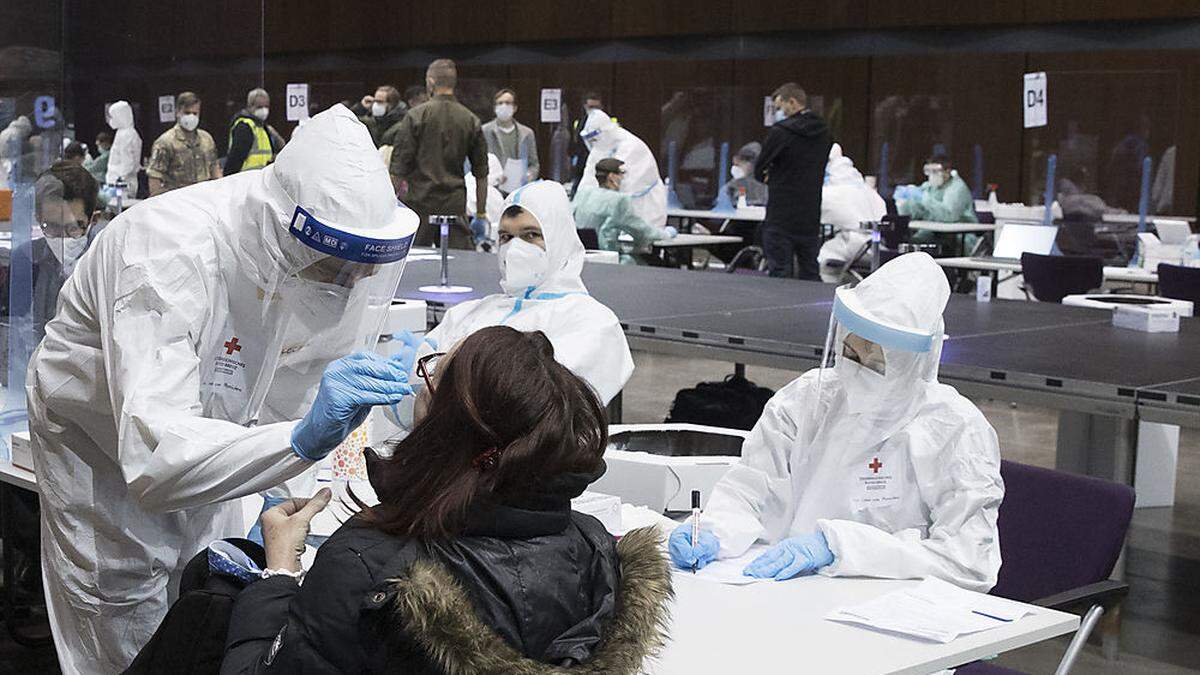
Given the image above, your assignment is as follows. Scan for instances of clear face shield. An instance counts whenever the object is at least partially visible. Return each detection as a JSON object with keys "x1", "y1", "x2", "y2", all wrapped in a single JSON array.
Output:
[
  {"x1": 815, "y1": 284, "x2": 939, "y2": 402},
  {"x1": 923, "y1": 163, "x2": 947, "y2": 188},
  {"x1": 229, "y1": 204, "x2": 416, "y2": 426}
]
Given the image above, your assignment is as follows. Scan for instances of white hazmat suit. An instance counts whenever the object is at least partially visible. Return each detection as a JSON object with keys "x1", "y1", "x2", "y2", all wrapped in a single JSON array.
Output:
[
  {"x1": 104, "y1": 100, "x2": 142, "y2": 189},
  {"x1": 578, "y1": 109, "x2": 667, "y2": 230},
  {"x1": 421, "y1": 180, "x2": 633, "y2": 405},
  {"x1": 27, "y1": 104, "x2": 418, "y2": 673},
  {"x1": 818, "y1": 143, "x2": 887, "y2": 270},
  {"x1": 704, "y1": 252, "x2": 1004, "y2": 592}
]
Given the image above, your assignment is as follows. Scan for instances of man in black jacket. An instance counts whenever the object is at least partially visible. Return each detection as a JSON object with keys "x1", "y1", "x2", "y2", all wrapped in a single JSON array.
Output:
[{"x1": 755, "y1": 83, "x2": 832, "y2": 280}]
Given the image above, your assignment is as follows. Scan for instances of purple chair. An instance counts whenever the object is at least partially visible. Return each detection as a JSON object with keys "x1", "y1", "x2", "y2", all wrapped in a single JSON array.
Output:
[
  {"x1": 956, "y1": 461, "x2": 1134, "y2": 675},
  {"x1": 1021, "y1": 253, "x2": 1104, "y2": 303},
  {"x1": 1157, "y1": 263, "x2": 1200, "y2": 306}
]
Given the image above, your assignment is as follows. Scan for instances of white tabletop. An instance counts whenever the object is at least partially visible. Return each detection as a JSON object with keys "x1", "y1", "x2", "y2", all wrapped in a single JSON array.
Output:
[
  {"x1": 668, "y1": 208, "x2": 766, "y2": 222},
  {"x1": 0, "y1": 461, "x2": 37, "y2": 492},
  {"x1": 935, "y1": 256, "x2": 1160, "y2": 283},
  {"x1": 652, "y1": 573, "x2": 1078, "y2": 675},
  {"x1": 1103, "y1": 213, "x2": 1195, "y2": 225},
  {"x1": 909, "y1": 220, "x2": 997, "y2": 234},
  {"x1": 654, "y1": 233, "x2": 744, "y2": 248}
]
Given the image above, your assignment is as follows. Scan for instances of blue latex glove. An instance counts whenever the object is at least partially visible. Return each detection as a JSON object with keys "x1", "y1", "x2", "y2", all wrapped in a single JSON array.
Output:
[
  {"x1": 291, "y1": 352, "x2": 413, "y2": 461},
  {"x1": 469, "y1": 217, "x2": 490, "y2": 245},
  {"x1": 393, "y1": 330, "x2": 438, "y2": 376},
  {"x1": 668, "y1": 523, "x2": 721, "y2": 571},
  {"x1": 743, "y1": 532, "x2": 835, "y2": 580},
  {"x1": 664, "y1": 225, "x2": 679, "y2": 239}
]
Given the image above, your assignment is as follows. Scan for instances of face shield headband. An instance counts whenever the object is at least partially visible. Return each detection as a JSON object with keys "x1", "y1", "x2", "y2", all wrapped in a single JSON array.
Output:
[{"x1": 288, "y1": 205, "x2": 414, "y2": 265}]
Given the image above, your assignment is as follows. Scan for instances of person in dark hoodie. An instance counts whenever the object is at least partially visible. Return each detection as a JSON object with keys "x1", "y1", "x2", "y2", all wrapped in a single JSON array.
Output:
[
  {"x1": 221, "y1": 325, "x2": 672, "y2": 675},
  {"x1": 756, "y1": 82, "x2": 832, "y2": 280}
]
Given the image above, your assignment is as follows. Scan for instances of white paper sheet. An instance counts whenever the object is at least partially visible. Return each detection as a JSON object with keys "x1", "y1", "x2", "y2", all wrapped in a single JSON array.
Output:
[
  {"x1": 827, "y1": 577, "x2": 1033, "y2": 643},
  {"x1": 674, "y1": 544, "x2": 774, "y2": 585}
]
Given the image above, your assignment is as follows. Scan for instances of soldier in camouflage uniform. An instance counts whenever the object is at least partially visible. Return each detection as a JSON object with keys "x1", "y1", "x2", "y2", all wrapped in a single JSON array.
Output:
[{"x1": 148, "y1": 91, "x2": 221, "y2": 196}]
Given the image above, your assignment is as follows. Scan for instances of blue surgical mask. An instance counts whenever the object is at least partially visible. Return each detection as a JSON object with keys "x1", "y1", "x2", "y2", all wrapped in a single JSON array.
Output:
[{"x1": 773, "y1": 108, "x2": 787, "y2": 123}]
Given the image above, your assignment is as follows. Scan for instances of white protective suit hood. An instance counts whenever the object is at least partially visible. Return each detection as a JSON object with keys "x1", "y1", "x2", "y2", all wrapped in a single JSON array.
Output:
[
  {"x1": 502, "y1": 180, "x2": 587, "y2": 296},
  {"x1": 107, "y1": 100, "x2": 135, "y2": 130},
  {"x1": 578, "y1": 109, "x2": 668, "y2": 229},
  {"x1": 825, "y1": 252, "x2": 949, "y2": 418}
]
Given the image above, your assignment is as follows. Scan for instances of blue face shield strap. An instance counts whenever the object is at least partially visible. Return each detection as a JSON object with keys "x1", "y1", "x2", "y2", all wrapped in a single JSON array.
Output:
[
  {"x1": 288, "y1": 205, "x2": 414, "y2": 264},
  {"x1": 832, "y1": 290, "x2": 936, "y2": 353}
]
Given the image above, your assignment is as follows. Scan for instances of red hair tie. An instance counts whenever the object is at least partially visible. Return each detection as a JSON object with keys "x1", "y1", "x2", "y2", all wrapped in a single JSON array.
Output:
[{"x1": 473, "y1": 446, "x2": 504, "y2": 471}]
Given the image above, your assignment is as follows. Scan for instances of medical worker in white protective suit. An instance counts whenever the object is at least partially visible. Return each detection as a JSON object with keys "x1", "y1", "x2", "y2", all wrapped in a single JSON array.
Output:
[
  {"x1": 669, "y1": 252, "x2": 1004, "y2": 592},
  {"x1": 577, "y1": 108, "x2": 667, "y2": 230},
  {"x1": 104, "y1": 99, "x2": 142, "y2": 189},
  {"x1": 410, "y1": 180, "x2": 633, "y2": 405},
  {"x1": 818, "y1": 143, "x2": 887, "y2": 277},
  {"x1": 27, "y1": 104, "x2": 419, "y2": 674}
]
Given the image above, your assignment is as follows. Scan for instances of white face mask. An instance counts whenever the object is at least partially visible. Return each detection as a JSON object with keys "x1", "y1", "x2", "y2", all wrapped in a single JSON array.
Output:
[
  {"x1": 927, "y1": 172, "x2": 946, "y2": 188},
  {"x1": 45, "y1": 235, "x2": 88, "y2": 275},
  {"x1": 834, "y1": 354, "x2": 887, "y2": 410},
  {"x1": 494, "y1": 103, "x2": 514, "y2": 122},
  {"x1": 730, "y1": 164, "x2": 746, "y2": 180},
  {"x1": 179, "y1": 113, "x2": 199, "y2": 131},
  {"x1": 371, "y1": 102, "x2": 387, "y2": 117},
  {"x1": 773, "y1": 108, "x2": 787, "y2": 123},
  {"x1": 253, "y1": 107, "x2": 269, "y2": 121},
  {"x1": 498, "y1": 238, "x2": 548, "y2": 295}
]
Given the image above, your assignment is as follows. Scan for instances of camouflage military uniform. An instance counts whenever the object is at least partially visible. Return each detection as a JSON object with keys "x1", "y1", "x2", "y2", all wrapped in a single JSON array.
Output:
[{"x1": 147, "y1": 125, "x2": 220, "y2": 193}]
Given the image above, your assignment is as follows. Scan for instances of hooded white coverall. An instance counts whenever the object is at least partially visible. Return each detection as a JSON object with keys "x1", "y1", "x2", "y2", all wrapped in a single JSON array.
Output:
[
  {"x1": 422, "y1": 180, "x2": 633, "y2": 405},
  {"x1": 27, "y1": 104, "x2": 416, "y2": 673},
  {"x1": 818, "y1": 143, "x2": 887, "y2": 269},
  {"x1": 704, "y1": 252, "x2": 1004, "y2": 592},
  {"x1": 104, "y1": 100, "x2": 142, "y2": 189},
  {"x1": 578, "y1": 109, "x2": 668, "y2": 231}
]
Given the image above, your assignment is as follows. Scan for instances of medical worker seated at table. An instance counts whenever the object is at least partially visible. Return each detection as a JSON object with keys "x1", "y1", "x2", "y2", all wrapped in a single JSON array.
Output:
[
  {"x1": 895, "y1": 154, "x2": 977, "y2": 225},
  {"x1": 577, "y1": 109, "x2": 668, "y2": 231},
  {"x1": 27, "y1": 104, "x2": 418, "y2": 674},
  {"x1": 573, "y1": 157, "x2": 677, "y2": 265},
  {"x1": 669, "y1": 252, "x2": 1004, "y2": 592},
  {"x1": 408, "y1": 180, "x2": 633, "y2": 405}
]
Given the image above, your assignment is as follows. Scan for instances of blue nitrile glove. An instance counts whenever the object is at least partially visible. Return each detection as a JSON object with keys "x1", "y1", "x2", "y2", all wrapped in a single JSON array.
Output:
[
  {"x1": 470, "y1": 217, "x2": 490, "y2": 245},
  {"x1": 669, "y1": 522, "x2": 721, "y2": 571},
  {"x1": 743, "y1": 532, "x2": 835, "y2": 581},
  {"x1": 291, "y1": 352, "x2": 413, "y2": 461},
  {"x1": 246, "y1": 495, "x2": 288, "y2": 546},
  {"x1": 664, "y1": 225, "x2": 679, "y2": 239},
  {"x1": 393, "y1": 330, "x2": 438, "y2": 376}
]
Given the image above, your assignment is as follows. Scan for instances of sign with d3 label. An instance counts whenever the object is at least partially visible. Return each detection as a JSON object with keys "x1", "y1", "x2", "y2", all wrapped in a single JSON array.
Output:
[
  {"x1": 286, "y1": 83, "x2": 309, "y2": 122},
  {"x1": 1023, "y1": 72, "x2": 1047, "y2": 129}
]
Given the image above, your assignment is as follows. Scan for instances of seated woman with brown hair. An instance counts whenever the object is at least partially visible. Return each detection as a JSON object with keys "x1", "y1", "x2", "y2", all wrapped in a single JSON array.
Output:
[{"x1": 221, "y1": 326, "x2": 672, "y2": 674}]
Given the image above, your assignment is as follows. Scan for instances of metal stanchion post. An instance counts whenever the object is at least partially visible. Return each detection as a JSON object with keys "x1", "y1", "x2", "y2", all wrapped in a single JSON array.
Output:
[{"x1": 418, "y1": 215, "x2": 474, "y2": 294}]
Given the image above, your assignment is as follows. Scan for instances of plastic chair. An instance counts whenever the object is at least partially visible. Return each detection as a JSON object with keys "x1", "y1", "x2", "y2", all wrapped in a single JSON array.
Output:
[
  {"x1": 956, "y1": 461, "x2": 1134, "y2": 675},
  {"x1": 577, "y1": 228, "x2": 599, "y2": 250},
  {"x1": 1157, "y1": 263, "x2": 1200, "y2": 306},
  {"x1": 1020, "y1": 253, "x2": 1103, "y2": 303}
]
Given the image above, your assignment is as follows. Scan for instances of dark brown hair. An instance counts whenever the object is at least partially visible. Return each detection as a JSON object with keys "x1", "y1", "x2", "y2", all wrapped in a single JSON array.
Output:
[
  {"x1": 358, "y1": 326, "x2": 608, "y2": 538},
  {"x1": 39, "y1": 160, "x2": 98, "y2": 217},
  {"x1": 772, "y1": 82, "x2": 807, "y2": 108},
  {"x1": 176, "y1": 90, "x2": 200, "y2": 109},
  {"x1": 426, "y1": 58, "x2": 457, "y2": 90},
  {"x1": 493, "y1": 88, "x2": 518, "y2": 106}
]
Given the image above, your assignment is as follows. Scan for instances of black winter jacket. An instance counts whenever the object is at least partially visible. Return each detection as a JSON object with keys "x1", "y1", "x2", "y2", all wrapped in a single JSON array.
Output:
[
  {"x1": 220, "y1": 484, "x2": 671, "y2": 674},
  {"x1": 755, "y1": 110, "x2": 832, "y2": 234}
]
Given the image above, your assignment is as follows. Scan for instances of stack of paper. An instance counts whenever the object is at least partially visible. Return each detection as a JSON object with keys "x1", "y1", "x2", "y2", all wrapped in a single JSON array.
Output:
[
  {"x1": 674, "y1": 544, "x2": 774, "y2": 586},
  {"x1": 827, "y1": 577, "x2": 1032, "y2": 643}
]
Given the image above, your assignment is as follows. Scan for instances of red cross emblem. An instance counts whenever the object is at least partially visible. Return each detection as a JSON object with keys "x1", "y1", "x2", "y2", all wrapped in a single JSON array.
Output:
[
  {"x1": 223, "y1": 337, "x2": 242, "y2": 355},
  {"x1": 868, "y1": 457, "x2": 883, "y2": 474}
]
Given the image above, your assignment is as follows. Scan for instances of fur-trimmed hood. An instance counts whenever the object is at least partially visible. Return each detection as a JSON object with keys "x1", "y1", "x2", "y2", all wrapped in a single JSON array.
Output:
[{"x1": 387, "y1": 526, "x2": 673, "y2": 674}]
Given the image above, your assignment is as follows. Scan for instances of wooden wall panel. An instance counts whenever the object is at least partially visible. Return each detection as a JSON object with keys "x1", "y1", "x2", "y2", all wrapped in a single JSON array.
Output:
[
  {"x1": 1022, "y1": 50, "x2": 1200, "y2": 215},
  {"x1": 868, "y1": 54, "x2": 1025, "y2": 198},
  {"x1": 507, "y1": 62, "x2": 615, "y2": 180},
  {"x1": 506, "y1": 0, "x2": 612, "y2": 42},
  {"x1": 867, "y1": 0, "x2": 1023, "y2": 27},
  {"x1": 734, "y1": 0, "x2": 868, "y2": 33},
  {"x1": 610, "y1": 0, "x2": 730, "y2": 38},
  {"x1": 408, "y1": 1, "x2": 506, "y2": 46},
  {"x1": 731, "y1": 57, "x2": 871, "y2": 172},
  {"x1": 1025, "y1": 0, "x2": 1200, "y2": 23}
]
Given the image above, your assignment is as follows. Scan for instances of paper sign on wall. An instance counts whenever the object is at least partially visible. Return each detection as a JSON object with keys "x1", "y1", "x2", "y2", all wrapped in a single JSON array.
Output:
[
  {"x1": 286, "y1": 83, "x2": 309, "y2": 122},
  {"x1": 158, "y1": 95, "x2": 175, "y2": 123},
  {"x1": 540, "y1": 88, "x2": 562, "y2": 123},
  {"x1": 1023, "y1": 72, "x2": 1047, "y2": 129},
  {"x1": 763, "y1": 96, "x2": 775, "y2": 127}
]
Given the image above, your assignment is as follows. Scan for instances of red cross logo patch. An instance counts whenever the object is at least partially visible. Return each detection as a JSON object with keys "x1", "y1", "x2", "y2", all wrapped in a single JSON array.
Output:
[
  {"x1": 223, "y1": 337, "x2": 242, "y2": 355},
  {"x1": 868, "y1": 457, "x2": 883, "y2": 474}
]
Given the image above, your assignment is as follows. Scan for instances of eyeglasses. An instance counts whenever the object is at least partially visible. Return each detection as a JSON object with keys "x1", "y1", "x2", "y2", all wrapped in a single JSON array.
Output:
[
  {"x1": 416, "y1": 352, "x2": 446, "y2": 391},
  {"x1": 41, "y1": 220, "x2": 88, "y2": 239}
]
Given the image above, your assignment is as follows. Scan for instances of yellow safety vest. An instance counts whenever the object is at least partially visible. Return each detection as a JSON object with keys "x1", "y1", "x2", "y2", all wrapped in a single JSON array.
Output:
[{"x1": 230, "y1": 117, "x2": 273, "y2": 171}]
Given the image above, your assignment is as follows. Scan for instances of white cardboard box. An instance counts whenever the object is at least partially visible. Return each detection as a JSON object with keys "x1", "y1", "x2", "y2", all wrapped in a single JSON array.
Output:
[
  {"x1": 1112, "y1": 304, "x2": 1181, "y2": 333},
  {"x1": 10, "y1": 431, "x2": 32, "y2": 472}
]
